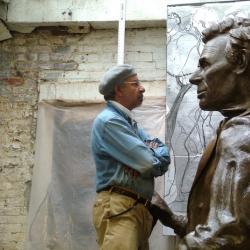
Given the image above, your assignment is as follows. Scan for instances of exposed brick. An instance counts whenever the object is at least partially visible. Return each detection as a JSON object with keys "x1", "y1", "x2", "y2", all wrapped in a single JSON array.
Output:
[
  {"x1": 0, "y1": 215, "x2": 26, "y2": 224},
  {"x1": 73, "y1": 54, "x2": 86, "y2": 63},
  {"x1": 16, "y1": 53, "x2": 26, "y2": 61},
  {"x1": 39, "y1": 70, "x2": 63, "y2": 80},
  {"x1": 54, "y1": 61, "x2": 78, "y2": 70},
  {"x1": 13, "y1": 38, "x2": 26, "y2": 46},
  {"x1": 155, "y1": 60, "x2": 166, "y2": 69},
  {"x1": 27, "y1": 53, "x2": 38, "y2": 62},
  {"x1": 0, "y1": 27, "x2": 166, "y2": 250},
  {"x1": 84, "y1": 53, "x2": 99, "y2": 62},
  {"x1": 0, "y1": 224, "x2": 22, "y2": 233},
  {"x1": 125, "y1": 51, "x2": 153, "y2": 62},
  {"x1": 1, "y1": 77, "x2": 24, "y2": 86},
  {"x1": 0, "y1": 50, "x2": 14, "y2": 69},
  {"x1": 50, "y1": 52, "x2": 72, "y2": 61},
  {"x1": 78, "y1": 62, "x2": 106, "y2": 71},
  {"x1": 38, "y1": 37, "x2": 51, "y2": 46},
  {"x1": 51, "y1": 37, "x2": 65, "y2": 45},
  {"x1": 130, "y1": 61, "x2": 156, "y2": 70},
  {"x1": 32, "y1": 45, "x2": 51, "y2": 53},
  {"x1": 12, "y1": 46, "x2": 28, "y2": 53},
  {"x1": 25, "y1": 37, "x2": 38, "y2": 46},
  {"x1": 62, "y1": 70, "x2": 103, "y2": 81},
  {"x1": 0, "y1": 206, "x2": 22, "y2": 216},
  {"x1": 52, "y1": 45, "x2": 70, "y2": 53},
  {"x1": 38, "y1": 53, "x2": 50, "y2": 62},
  {"x1": 14, "y1": 61, "x2": 38, "y2": 71}
]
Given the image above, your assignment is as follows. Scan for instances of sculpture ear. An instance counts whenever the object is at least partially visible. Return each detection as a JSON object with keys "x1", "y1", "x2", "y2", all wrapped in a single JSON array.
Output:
[{"x1": 234, "y1": 49, "x2": 250, "y2": 74}]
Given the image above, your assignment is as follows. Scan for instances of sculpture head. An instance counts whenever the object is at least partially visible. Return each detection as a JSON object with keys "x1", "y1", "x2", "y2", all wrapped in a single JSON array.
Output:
[{"x1": 189, "y1": 17, "x2": 250, "y2": 115}]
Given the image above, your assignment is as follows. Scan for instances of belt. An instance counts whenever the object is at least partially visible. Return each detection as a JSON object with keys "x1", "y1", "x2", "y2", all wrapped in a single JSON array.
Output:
[{"x1": 99, "y1": 186, "x2": 151, "y2": 209}]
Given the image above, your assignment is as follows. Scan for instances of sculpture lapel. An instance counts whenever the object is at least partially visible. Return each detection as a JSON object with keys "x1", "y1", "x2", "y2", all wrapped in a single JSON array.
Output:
[
  {"x1": 190, "y1": 109, "x2": 250, "y2": 193},
  {"x1": 191, "y1": 118, "x2": 227, "y2": 188},
  {"x1": 192, "y1": 136, "x2": 217, "y2": 186}
]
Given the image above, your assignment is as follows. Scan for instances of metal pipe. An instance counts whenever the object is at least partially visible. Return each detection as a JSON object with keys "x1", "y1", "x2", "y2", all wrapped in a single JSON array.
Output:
[{"x1": 117, "y1": 0, "x2": 126, "y2": 65}]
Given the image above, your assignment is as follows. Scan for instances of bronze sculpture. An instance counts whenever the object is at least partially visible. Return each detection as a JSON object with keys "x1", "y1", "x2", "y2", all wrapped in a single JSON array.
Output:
[{"x1": 152, "y1": 17, "x2": 250, "y2": 249}]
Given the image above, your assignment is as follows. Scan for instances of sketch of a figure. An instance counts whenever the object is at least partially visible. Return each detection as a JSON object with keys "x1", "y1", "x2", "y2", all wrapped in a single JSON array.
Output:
[
  {"x1": 152, "y1": 13, "x2": 250, "y2": 249},
  {"x1": 164, "y1": 2, "x2": 250, "y2": 216}
]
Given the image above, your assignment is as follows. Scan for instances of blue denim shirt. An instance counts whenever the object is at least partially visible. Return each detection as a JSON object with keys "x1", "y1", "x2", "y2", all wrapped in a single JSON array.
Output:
[{"x1": 91, "y1": 101, "x2": 170, "y2": 199}]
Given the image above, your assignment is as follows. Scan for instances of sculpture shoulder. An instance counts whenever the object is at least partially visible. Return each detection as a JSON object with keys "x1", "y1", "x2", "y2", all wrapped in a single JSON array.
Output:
[
  {"x1": 224, "y1": 114, "x2": 250, "y2": 128},
  {"x1": 219, "y1": 114, "x2": 250, "y2": 152}
]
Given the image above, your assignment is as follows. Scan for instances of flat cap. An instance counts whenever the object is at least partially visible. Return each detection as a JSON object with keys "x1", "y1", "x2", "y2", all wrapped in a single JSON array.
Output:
[{"x1": 99, "y1": 64, "x2": 136, "y2": 96}]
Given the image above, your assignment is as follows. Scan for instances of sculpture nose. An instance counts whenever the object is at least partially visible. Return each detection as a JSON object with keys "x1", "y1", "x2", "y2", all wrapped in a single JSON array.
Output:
[{"x1": 189, "y1": 70, "x2": 202, "y2": 86}]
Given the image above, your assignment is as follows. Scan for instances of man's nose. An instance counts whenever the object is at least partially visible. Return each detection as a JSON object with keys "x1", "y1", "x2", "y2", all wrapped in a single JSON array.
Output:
[
  {"x1": 189, "y1": 70, "x2": 202, "y2": 86},
  {"x1": 139, "y1": 85, "x2": 145, "y2": 93}
]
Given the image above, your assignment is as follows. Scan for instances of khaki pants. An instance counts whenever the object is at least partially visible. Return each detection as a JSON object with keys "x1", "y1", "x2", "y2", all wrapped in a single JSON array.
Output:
[{"x1": 93, "y1": 191, "x2": 153, "y2": 250}]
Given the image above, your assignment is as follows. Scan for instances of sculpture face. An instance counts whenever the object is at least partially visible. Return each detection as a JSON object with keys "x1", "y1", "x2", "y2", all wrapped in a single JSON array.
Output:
[{"x1": 189, "y1": 35, "x2": 239, "y2": 112}]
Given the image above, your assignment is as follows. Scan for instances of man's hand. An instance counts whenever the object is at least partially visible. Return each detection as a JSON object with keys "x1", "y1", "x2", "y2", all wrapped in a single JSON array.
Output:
[{"x1": 145, "y1": 139, "x2": 159, "y2": 149}]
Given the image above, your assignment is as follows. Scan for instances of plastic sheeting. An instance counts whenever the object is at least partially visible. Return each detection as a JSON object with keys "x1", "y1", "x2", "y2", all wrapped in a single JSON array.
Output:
[{"x1": 26, "y1": 97, "x2": 166, "y2": 250}]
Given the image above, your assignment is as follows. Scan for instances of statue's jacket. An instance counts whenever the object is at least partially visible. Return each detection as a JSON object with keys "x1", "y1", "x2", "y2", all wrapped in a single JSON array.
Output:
[{"x1": 184, "y1": 109, "x2": 250, "y2": 249}]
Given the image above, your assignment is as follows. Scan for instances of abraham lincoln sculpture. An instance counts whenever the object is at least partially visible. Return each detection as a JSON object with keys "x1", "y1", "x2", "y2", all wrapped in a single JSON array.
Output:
[{"x1": 151, "y1": 17, "x2": 250, "y2": 249}]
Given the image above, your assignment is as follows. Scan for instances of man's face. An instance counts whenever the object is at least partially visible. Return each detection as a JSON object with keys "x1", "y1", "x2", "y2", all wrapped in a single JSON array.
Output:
[
  {"x1": 189, "y1": 35, "x2": 238, "y2": 111},
  {"x1": 117, "y1": 74, "x2": 145, "y2": 110}
]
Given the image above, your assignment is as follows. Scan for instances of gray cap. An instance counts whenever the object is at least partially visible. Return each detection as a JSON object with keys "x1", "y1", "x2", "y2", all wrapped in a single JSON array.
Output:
[{"x1": 99, "y1": 64, "x2": 136, "y2": 96}]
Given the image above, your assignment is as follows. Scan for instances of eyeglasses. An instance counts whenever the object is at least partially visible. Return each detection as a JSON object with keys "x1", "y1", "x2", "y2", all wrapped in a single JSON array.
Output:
[{"x1": 125, "y1": 80, "x2": 141, "y2": 87}]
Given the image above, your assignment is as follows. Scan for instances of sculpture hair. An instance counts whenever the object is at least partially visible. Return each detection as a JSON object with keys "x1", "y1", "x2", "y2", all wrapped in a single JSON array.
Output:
[
  {"x1": 202, "y1": 17, "x2": 250, "y2": 43},
  {"x1": 202, "y1": 17, "x2": 250, "y2": 65}
]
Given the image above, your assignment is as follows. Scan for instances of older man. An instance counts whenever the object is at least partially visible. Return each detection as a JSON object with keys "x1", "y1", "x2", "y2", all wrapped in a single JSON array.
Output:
[
  {"x1": 152, "y1": 17, "x2": 250, "y2": 249},
  {"x1": 91, "y1": 64, "x2": 170, "y2": 250}
]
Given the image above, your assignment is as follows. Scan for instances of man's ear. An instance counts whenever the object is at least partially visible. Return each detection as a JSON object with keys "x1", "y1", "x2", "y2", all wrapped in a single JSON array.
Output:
[
  {"x1": 234, "y1": 49, "x2": 250, "y2": 74},
  {"x1": 114, "y1": 84, "x2": 123, "y2": 97}
]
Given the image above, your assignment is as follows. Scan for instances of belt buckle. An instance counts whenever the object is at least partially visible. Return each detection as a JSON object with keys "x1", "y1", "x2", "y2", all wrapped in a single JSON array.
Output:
[
  {"x1": 144, "y1": 199, "x2": 150, "y2": 207},
  {"x1": 109, "y1": 186, "x2": 114, "y2": 193},
  {"x1": 137, "y1": 193, "x2": 140, "y2": 200}
]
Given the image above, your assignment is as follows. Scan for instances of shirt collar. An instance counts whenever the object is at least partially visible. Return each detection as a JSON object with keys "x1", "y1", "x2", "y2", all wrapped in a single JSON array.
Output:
[{"x1": 109, "y1": 100, "x2": 133, "y2": 119}]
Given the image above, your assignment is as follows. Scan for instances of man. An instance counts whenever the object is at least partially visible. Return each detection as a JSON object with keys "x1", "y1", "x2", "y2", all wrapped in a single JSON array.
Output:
[
  {"x1": 91, "y1": 64, "x2": 170, "y2": 250},
  {"x1": 152, "y1": 17, "x2": 250, "y2": 249}
]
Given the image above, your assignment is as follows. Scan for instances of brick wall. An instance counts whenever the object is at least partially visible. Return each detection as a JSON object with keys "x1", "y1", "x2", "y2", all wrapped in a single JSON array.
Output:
[{"x1": 0, "y1": 27, "x2": 166, "y2": 249}]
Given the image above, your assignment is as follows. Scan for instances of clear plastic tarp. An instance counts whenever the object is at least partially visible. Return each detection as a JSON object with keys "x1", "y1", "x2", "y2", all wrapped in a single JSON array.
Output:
[{"x1": 26, "y1": 97, "x2": 166, "y2": 250}]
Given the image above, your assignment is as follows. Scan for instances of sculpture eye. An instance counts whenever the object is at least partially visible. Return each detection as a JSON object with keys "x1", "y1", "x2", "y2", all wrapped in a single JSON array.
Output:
[{"x1": 199, "y1": 59, "x2": 210, "y2": 69}]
